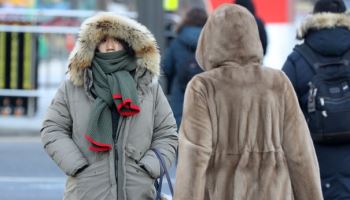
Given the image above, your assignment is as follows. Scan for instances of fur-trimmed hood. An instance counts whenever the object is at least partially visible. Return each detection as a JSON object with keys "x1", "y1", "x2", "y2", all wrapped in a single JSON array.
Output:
[
  {"x1": 196, "y1": 4, "x2": 263, "y2": 71},
  {"x1": 68, "y1": 12, "x2": 160, "y2": 86},
  {"x1": 297, "y1": 12, "x2": 350, "y2": 40}
]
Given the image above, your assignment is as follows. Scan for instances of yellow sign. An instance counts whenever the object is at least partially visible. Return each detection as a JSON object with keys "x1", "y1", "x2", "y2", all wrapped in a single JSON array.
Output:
[
  {"x1": 2, "y1": 0, "x2": 35, "y2": 7},
  {"x1": 163, "y1": 0, "x2": 178, "y2": 11}
]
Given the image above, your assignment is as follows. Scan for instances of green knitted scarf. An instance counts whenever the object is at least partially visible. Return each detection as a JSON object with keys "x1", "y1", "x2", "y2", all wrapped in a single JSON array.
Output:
[{"x1": 85, "y1": 50, "x2": 140, "y2": 152}]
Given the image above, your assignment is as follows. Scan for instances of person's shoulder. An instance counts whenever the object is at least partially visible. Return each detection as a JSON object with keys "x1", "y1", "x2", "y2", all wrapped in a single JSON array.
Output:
[
  {"x1": 61, "y1": 79, "x2": 81, "y2": 89},
  {"x1": 185, "y1": 73, "x2": 210, "y2": 94},
  {"x1": 57, "y1": 79, "x2": 84, "y2": 95},
  {"x1": 284, "y1": 45, "x2": 305, "y2": 63},
  {"x1": 260, "y1": 66, "x2": 284, "y2": 78},
  {"x1": 261, "y1": 66, "x2": 280, "y2": 73},
  {"x1": 148, "y1": 79, "x2": 165, "y2": 95},
  {"x1": 262, "y1": 67, "x2": 290, "y2": 85}
]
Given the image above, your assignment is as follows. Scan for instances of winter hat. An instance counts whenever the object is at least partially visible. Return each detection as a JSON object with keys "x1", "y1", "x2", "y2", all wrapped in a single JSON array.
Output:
[
  {"x1": 235, "y1": 0, "x2": 256, "y2": 15},
  {"x1": 313, "y1": 0, "x2": 346, "y2": 14}
]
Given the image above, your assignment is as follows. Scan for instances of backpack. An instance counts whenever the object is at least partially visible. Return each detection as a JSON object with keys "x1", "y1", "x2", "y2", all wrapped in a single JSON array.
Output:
[
  {"x1": 177, "y1": 43, "x2": 203, "y2": 91},
  {"x1": 295, "y1": 44, "x2": 350, "y2": 144}
]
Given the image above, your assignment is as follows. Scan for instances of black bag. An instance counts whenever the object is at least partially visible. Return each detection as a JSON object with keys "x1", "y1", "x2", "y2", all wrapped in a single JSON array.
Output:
[
  {"x1": 151, "y1": 148, "x2": 173, "y2": 200},
  {"x1": 295, "y1": 44, "x2": 350, "y2": 144}
]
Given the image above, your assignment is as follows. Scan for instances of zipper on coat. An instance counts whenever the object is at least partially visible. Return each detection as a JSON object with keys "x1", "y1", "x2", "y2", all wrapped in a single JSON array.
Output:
[{"x1": 112, "y1": 116, "x2": 125, "y2": 197}]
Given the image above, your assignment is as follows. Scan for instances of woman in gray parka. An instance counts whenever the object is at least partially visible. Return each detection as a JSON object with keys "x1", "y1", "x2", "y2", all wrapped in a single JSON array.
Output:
[{"x1": 41, "y1": 12, "x2": 178, "y2": 200}]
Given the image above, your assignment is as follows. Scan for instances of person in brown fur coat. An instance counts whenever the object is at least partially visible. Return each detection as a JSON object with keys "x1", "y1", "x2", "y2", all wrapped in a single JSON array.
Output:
[{"x1": 174, "y1": 4, "x2": 323, "y2": 200}]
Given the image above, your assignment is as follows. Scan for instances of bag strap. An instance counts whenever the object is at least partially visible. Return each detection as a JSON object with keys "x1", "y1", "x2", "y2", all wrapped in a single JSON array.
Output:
[
  {"x1": 151, "y1": 148, "x2": 174, "y2": 199},
  {"x1": 295, "y1": 44, "x2": 350, "y2": 73},
  {"x1": 294, "y1": 44, "x2": 321, "y2": 73}
]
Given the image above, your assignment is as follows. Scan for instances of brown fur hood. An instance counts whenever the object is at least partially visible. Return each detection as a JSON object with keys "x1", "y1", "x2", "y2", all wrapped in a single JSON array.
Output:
[
  {"x1": 297, "y1": 12, "x2": 350, "y2": 40},
  {"x1": 68, "y1": 12, "x2": 160, "y2": 86},
  {"x1": 196, "y1": 4, "x2": 263, "y2": 71}
]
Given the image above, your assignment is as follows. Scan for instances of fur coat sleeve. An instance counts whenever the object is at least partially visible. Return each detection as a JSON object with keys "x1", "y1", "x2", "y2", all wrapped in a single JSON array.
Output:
[{"x1": 282, "y1": 75, "x2": 323, "y2": 199}]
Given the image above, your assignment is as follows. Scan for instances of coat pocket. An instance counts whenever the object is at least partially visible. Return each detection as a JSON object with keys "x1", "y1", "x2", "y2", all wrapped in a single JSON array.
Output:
[
  {"x1": 125, "y1": 145, "x2": 156, "y2": 200},
  {"x1": 76, "y1": 159, "x2": 112, "y2": 200}
]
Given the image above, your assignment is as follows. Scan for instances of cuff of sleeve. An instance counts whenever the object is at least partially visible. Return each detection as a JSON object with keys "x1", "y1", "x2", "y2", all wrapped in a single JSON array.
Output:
[
  {"x1": 69, "y1": 160, "x2": 89, "y2": 177},
  {"x1": 139, "y1": 151, "x2": 160, "y2": 179}
]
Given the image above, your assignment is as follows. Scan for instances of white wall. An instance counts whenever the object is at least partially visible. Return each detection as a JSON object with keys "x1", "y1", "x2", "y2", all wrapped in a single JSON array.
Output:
[
  {"x1": 263, "y1": 12, "x2": 308, "y2": 69},
  {"x1": 263, "y1": 23, "x2": 298, "y2": 69}
]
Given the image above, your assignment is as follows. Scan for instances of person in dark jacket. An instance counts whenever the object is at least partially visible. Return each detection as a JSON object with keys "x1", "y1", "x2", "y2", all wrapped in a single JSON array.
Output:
[
  {"x1": 282, "y1": 0, "x2": 350, "y2": 199},
  {"x1": 162, "y1": 7, "x2": 208, "y2": 127},
  {"x1": 235, "y1": 0, "x2": 268, "y2": 55}
]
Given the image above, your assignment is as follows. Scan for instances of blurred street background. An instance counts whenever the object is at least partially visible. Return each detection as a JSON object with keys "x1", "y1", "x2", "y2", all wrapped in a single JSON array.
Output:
[{"x1": 1, "y1": 0, "x2": 350, "y2": 199}]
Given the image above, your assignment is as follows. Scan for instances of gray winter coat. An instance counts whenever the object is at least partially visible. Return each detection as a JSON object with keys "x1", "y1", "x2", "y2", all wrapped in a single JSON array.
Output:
[{"x1": 41, "y1": 12, "x2": 178, "y2": 200}]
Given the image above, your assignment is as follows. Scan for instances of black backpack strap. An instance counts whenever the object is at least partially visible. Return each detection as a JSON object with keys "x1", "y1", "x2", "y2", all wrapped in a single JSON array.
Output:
[
  {"x1": 294, "y1": 44, "x2": 320, "y2": 113},
  {"x1": 296, "y1": 44, "x2": 350, "y2": 70},
  {"x1": 294, "y1": 44, "x2": 320, "y2": 73}
]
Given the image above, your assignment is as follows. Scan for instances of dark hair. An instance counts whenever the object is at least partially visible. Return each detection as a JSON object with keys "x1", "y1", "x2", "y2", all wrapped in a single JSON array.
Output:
[
  {"x1": 96, "y1": 36, "x2": 135, "y2": 57},
  {"x1": 313, "y1": 0, "x2": 346, "y2": 14},
  {"x1": 176, "y1": 7, "x2": 208, "y2": 33}
]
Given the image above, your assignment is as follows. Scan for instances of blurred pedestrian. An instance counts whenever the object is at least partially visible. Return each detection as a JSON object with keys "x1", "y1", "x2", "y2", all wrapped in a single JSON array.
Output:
[
  {"x1": 282, "y1": 0, "x2": 350, "y2": 199},
  {"x1": 41, "y1": 12, "x2": 178, "y2": 200},
  {"x1": 235, "y1": 0, "x2": 268, "y2": 55},
  {"x1": 162, "y1": 7, "x2": 207, "y2": 127},
  {"x1": 174, "y1": 4, "x2": 323, "y2": 200}
]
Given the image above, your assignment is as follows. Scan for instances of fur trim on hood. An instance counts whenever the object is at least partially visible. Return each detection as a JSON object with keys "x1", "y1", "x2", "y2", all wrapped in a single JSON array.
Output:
[
  {"x1": 68, "y1": 12, "x2": 160, "y2": 86},
  {"x1": 297, "y1": 12, "x2": 350, "y2": 40}
]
